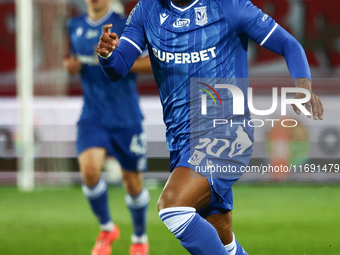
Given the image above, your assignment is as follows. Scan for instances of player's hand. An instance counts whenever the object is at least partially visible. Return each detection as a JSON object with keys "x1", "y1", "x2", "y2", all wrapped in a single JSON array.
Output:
[
  {"x1": 96, "y1": 24, "x2": 119, "y2": 58},
  {"x1": 292, "y1": 78, "x2": 324, "y2": 120},
  {"x1": 63, "y1": 54, "x2": 82, "y2": 75}
]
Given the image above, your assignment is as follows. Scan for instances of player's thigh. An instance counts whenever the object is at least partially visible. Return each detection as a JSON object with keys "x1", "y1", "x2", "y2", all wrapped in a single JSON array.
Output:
[
  {"x1": 77, "y1": 119, "x2": 111, "y2": 182},
  {"x1": 78, "y1": 147, "x2": 107, "y2": 177},
  {"x1": 121, "y1": 169, "x2": 143, "y2": 195},
  {"x1": 78, "y1": 147, "x2": 107, "y2": 171},
  {"x1": 157, "y1": 166, "x2": 211, "y2": 211}
]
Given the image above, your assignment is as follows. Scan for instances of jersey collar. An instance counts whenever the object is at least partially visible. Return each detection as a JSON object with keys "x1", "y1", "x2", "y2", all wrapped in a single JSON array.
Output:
[
  {"x1": 169, "y1": 0, "x2": 200, "y2": 13},
  {"x1": 85, "y1": 8, "x2": 113, "y2": 27}
]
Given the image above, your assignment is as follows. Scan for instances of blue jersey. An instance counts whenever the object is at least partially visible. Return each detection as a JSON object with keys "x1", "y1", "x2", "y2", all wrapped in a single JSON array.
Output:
[
  {"x1": 99, "y1": 0, "x2": 310, "y2": 151},
  {"x1": 118, "y1": 0, "x2": 279, "y2": 150},
  {"x1": 68, "y1": 9, "x2": 143, "y2": 129}
]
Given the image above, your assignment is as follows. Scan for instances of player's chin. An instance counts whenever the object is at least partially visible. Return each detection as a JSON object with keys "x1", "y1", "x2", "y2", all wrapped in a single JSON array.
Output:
[{"x1": 88, "y1": 0, "x2": 104, "y2": 10}]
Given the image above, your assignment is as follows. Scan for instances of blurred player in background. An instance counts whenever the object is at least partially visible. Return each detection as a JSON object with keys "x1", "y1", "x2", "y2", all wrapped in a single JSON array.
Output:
[
  {"x1": 96, "y1": 0, "x2": 324, "y2": 254},
  {"x1": 63, "y1": 0, "x2": 152, "y2": 254}
]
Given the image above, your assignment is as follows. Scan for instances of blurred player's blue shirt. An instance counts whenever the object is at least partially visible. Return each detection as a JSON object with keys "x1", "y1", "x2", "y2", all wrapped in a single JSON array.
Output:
[
  {"x1": 115, "y1": 0, "x2": 279, "y2": 151},
  {"x1": 67, "y1": 10, "x2": 143, "y2": 129}
]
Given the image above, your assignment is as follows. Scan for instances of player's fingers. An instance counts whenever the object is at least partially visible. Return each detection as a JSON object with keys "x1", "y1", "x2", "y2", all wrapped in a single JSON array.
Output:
[
  {"x1": 99, "y1": 36, "x2": 117, "y2": 52},
  {"x1": 319, "y1": 96, "x2": 324, "y2": 116},
  {"x1": 98, "y1": 39, "x2": 116, "y2": 52},
  {"x1": 69, "y1": 66, "x2": 77, "y2": 73},
  {"x1": 96, "y1": 42, "x2": 110, "y2": 53},
  {"x1": 103, "y1": 24, "x2": 113, "y2": 34},
  {"x1": 310, "y1": 94, "x2": 319, "y2": 120},
  {"x1": 292, "y1": 102, "x2": 300, "y2": 115},
  {"x1": 96, "y1": 47, "x2": 110, "y2": 57},
  {"x1": 304, "y1": 100, "x2": 312, "y2": 118},
  {"x1": 112, "y1": 38, "x2": 119, "y2": 49},
  {"x1": 62, "y1": 59, "x2": 69, "y2": 69},
  {"x1": 62, "y1": 53, "x2": 69, "y2": 60},
  {"x1": 96, "y1": 44, "x2": 114, "y2": 58},
  {"x1": 99, "y1": 33, "x2": 113, "y2": 44},
  {"x1": 109, "y1": 33, "x2": 119, "y2": 49},
  {"x1": 109, "y1": 32, "x2": 119, "y2": 40},
  {"x1": 316, "y1": 95, "x2": 324, "y2": 120}
]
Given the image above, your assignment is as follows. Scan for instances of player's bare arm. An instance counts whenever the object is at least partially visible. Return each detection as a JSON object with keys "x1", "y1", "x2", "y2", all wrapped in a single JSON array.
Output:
[
  {"x1": 130, "y1": 57, "x2": 152, "y2": 74},
  {"x1": 96, "y1": 24, "x2": 119, "y2": 58},
  {"x1": 293, "y1": 78, "x2": 324, "y2": 120}
]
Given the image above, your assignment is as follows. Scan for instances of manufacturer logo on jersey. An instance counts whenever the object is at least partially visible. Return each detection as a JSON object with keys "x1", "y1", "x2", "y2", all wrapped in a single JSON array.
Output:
[
  {"x1": 188, "y1": 150, "x2": 206, "y2": 165},
  {"x1": 85, "y1": 29, "x2": 99, "y2": 39},
  {"x1": 160, "y1": 13, "x2": 169, "y2": 25},
  {"x1": 173, "y1": 18, "x2": 190, "y2": 28},
  {"x1": 76, "y1": 27, "x2": 83, "y2": 37},
  {"x1": 195, "y1": 6, "x2": 208, "y2": 26}
]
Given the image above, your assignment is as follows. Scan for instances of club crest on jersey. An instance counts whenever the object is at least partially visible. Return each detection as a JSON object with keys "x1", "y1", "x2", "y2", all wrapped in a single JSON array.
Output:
[
  {"x1": 188, "y1": 150, "x2": 206, "y2": 165},
  {"x1": 195, "y1": 6, "x2": 208, "y2": 26}
]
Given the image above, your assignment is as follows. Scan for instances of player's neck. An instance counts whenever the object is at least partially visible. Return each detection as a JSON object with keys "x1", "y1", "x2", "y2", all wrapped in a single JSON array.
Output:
[
  {"x1": 88, "y1": 5, "x2": 110, "y2": 21},
  {"x1": 172, "y1": 0, "x2": 195, "y2": 7}
]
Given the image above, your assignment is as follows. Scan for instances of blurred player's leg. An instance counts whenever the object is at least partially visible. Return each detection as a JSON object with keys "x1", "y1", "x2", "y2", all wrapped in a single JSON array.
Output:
[
  {"x1": 79, "y1": 148, "x2": 119, "y2": 255},
  {"x1": 122, "y1": 170, "x2": 149, "y2": 255},
  {"x1": 158, "y1": 167, "x2": 228, "y2": 255},
  {"x1": 206, "y1": 211, "x2": 233, "y2": 244},
  {"x1": 206, "y1": 212, "x2": 248, "y2": 255}
]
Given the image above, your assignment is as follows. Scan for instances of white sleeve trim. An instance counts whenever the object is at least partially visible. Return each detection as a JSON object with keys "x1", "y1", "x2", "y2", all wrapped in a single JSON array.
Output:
[
  {"x1": 121, "y1": 36, "x2": 143, "y2": 54},
  {"x1": 98, "y1": 51, "x2": 113, "y2": 59},
  {"x1": 260, "y1": 23, "x2": 278, "y2": 46}
]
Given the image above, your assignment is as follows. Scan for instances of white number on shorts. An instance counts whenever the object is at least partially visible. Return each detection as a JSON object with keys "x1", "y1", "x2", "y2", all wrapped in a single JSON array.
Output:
[
  {"x1": 194, "y1": 138, "x2": 230, "y2": 157},
  {"x1": 130, "y1": 132, "x2": 147, "y2": 155}
]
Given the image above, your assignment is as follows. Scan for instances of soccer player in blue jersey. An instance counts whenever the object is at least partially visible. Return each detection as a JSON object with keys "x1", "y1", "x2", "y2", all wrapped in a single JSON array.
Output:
[
  {"x1": 63, "y1": 1, "x2": 152, "y2": 255},
  {"x1": 96, "y1": 0, "x2": 324, "y2": 254}
]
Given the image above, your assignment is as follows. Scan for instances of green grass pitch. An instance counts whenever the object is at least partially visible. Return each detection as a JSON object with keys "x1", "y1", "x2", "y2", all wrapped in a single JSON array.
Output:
[{"x1": 0, "y1": 183, "x2": 339, "y2": 255}]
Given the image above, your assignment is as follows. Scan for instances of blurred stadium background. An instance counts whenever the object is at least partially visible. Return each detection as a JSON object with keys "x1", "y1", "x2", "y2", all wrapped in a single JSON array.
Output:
[{"x1": 0, "y1": 0, "x2": 339, "y2": 254}]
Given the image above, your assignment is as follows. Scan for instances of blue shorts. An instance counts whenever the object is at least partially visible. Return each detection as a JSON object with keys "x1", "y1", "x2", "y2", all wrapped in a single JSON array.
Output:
[
  {"x1": 77, "y1": 119, "x2": 147, "y2": 172},
  {"x1": 170, "y1": 125, "x2": 253, "y2": 218}
]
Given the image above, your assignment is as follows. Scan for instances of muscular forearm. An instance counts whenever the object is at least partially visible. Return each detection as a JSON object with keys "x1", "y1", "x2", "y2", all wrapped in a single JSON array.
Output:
[
  {"x1": 295, "y1": 78, "x2": 311, "y2": 90},
  {"x1": 130, "y1": 56, "x2": 152, "y2": 74}
]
